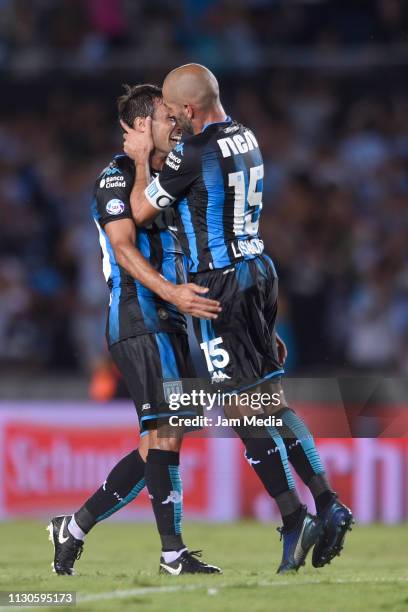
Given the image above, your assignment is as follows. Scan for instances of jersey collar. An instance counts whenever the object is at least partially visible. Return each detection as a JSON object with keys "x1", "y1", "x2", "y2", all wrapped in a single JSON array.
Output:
[{"x1": 201, "y1": 115, "x2": 232, "y2": 133}]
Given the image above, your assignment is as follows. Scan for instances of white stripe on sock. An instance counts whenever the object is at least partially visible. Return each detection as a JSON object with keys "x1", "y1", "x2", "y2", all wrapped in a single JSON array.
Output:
[
  {"x1": 68, "y1": 515, "x2": 86, "y2": 541},
  {"x1": 162, "y1": 548, "x2": 187, "y2": 564}
]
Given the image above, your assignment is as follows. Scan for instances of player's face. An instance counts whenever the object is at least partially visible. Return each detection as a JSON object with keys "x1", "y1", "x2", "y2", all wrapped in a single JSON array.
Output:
[
  {"x1": 171, "y1": 108, "x2": 194, "y2": 136},
  {"x1": 162, "y1": 93, "x2": 194, "y2": 135},
  {"x1": 151, "y1": 99, "x2": 182, "y2": 155}
]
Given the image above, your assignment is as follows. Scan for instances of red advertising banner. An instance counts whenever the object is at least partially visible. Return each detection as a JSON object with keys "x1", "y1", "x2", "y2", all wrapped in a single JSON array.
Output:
[
  {"x1": 0, "y1": 404, "x2": 237, "y2": 520},
  {"x1": 0, "y1": 403, "x2": 407, "y2": 522},
  {"x1": 3, "y1": 421, "x2": 136, "y2": 513}
]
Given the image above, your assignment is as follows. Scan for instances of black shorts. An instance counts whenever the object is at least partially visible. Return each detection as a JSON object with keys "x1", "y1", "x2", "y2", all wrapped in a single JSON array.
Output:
[
  {"x1": 191, "y1": 255, "x2": 283, "y2": 392},
  {"x1": 110, "y1": 332, "x2": 197, "y2": 432}
]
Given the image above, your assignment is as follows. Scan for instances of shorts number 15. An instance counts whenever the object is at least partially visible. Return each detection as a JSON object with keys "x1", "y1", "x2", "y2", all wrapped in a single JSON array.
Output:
[{"x1": 200, "y1": 337, "x2": 230, "y2": 372}]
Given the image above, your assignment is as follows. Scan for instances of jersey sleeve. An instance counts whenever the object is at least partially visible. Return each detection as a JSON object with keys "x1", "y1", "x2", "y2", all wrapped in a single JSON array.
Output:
[
  {"x1": 144, "y1": 141, "x2": 200, "y2": 210},
  {"x1": 94, "y1": 158, "x2": 134, "y2": 228}
]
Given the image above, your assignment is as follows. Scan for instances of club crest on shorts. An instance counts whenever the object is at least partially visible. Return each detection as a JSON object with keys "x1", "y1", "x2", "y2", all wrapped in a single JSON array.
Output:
[{"x1": 163, "y1": 380, "x2": 183, "y2": 404}]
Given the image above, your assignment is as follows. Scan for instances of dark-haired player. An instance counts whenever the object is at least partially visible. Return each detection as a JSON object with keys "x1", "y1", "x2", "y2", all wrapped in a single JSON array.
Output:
[
  {"x1": 122, "y1": 64, "x2": 354, "y2": 574},
  {"x1": 47, "y1": 84, "x2": 221, "y2": 576}
]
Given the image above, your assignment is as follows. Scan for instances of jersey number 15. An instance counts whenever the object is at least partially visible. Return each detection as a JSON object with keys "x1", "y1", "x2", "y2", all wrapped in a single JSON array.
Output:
[{"x1": 229, "y1": 164, "x2": 264, "y2": 237}]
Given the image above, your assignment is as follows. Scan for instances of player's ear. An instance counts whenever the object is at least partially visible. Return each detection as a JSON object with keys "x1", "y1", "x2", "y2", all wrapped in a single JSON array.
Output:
[
  {"x1": 185, "y1": 105, "x2": 194, "y2": 120},
  {"x1": 133, "y1": 116, "x2": 146, "y2": 132}
]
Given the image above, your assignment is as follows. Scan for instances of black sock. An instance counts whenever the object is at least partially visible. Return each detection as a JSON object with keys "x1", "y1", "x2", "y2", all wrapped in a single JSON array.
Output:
[
  {"x1": 309, "y1": 474, "x2": 336, "y2": 513},
  {"x1": 75, "y1": 449, "x2": 146, "y2": 533},
  {"x1": 237, "y1": 425, "x2": 302, "y2": 526},
  {"x1": 145, "y1": 449, "x2": 184, "y2": 552},
  {"x1": 280, "y1": 503, "x2": 305, "y2": 531},
  {"x1": 274, "y1": 407, "x2": 336, "y2": 511}
]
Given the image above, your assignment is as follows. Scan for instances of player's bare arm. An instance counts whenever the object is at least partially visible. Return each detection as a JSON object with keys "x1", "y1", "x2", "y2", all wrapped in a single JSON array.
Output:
[
  {"x1": 121, "y1": 118, "x2": 159, "y2": 226},
  {"x1": 276, "y1": 333, "x2": 288, "y2": 366},
  {"x1": 105, "y1": 218, "x2": 220, "y2": 320}
]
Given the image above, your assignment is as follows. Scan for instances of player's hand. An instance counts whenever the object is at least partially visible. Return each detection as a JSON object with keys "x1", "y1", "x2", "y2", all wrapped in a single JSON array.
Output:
[
  {"x1": 167, "y1": 284, "x2": 222, "y2": 319},
  {"x1": 121, "y1": 118, "x2": 154, "y2": 162},
  {"x1": 276, "y1": 333, "x2": 288, "y2": 365}
]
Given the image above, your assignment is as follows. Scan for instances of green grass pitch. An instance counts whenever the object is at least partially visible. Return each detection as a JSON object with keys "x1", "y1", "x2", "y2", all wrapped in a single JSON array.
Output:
[{"x1": 0, "y1": 521, "x2": 407, "y2": 612}]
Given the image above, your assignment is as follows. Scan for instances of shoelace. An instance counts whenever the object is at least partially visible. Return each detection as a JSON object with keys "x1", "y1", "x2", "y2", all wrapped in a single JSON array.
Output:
[
  {"x1": 188, "y1": 550, "x2": 203, "y2": 558},
  {"x1": 182, "y1": 550, "x2": 205, "y2": 566},
  {"x1": 61, "y1": 539, "x2": 83, "y2": 562},
  {"x1": 75, "y1": 543, "x2": 84, "y2": 561}
]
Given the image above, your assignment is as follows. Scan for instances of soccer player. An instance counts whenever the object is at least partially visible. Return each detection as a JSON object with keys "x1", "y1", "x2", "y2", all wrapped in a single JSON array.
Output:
[
  {"x1": 47, "y1": 84, "x2": 221, "y2": 576},
  {"x1": 122, "y1": 64, "x2": 354, "y2": 573}
]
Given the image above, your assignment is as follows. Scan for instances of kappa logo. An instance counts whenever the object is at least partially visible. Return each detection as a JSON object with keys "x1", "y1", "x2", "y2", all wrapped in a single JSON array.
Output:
[
  {"x1": 288, "y1": 440, "x2": 301, "y2": 451},
  {"x1": 142, "y1": 403, "x2": 151, "y2": 411},
  {"x1": 244, "y1": 451, "x2": 261, "y2": 466},
  {"x1": 174, "y1": 142, "x2": 184, "y2": 155},
  {"x1": 211, "y1": 370, "x2": 231, "y2": 384},
  {"x1": 162, "y1": 490, "x2": 182, "y2": 505},
  {"x1": 104, "y1": 165, "x2": 121, "y2": 176}
]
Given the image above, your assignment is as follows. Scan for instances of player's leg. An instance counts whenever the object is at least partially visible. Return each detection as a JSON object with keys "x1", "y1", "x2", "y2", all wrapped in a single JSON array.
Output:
[
  {"x1": 273, "y1": 404, "x2": 336, "y2": 510},
  {"x1": 225, "y1": 397, "x2": 303, "y2": 533},
  {"x1": 46, "y1": 332, "x2": 186, "y2": 576},
  {"x1": 145, "y1": 429, "x2": 221, "y2": 574},
  {"x1": 192, "y1": 261, "x2": 322, "y2": 572},
  {"x1": 261, "y1": 254, "x2": 354, "y2": 566},
  {"x1": 142, "y1": 334, "x2": 221, "y2": 575},
  {"x1": 260, "y1": 259, "x2": 337, "y2": 509},
  {"x1": 231, "y1": 415, "x2": 322, "y2": 573},
  {"x1": 278, "y1": 405, "x2": 354, "y2": 568},
  {"x1": 46, "y1": 435, "x2": 148, "y2": 576},
  {"x1": 71, "y1": 433, "x2": 148, "y2": 537},
  {"x1": 144, "y1": 425, "x2": 185, "y2": 565}
]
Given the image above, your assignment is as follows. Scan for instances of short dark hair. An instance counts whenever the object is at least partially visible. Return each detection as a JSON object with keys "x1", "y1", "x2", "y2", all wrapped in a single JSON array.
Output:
[{"x1": 117, "y1": 83, "x2": 162, "y2": 128}]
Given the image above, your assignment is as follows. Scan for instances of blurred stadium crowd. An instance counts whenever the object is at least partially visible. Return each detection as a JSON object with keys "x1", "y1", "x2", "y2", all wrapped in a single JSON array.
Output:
[
  {"x1": 2, "y1": 0, "x2": 408, "y2": 69},
  {"x1": 0, "y1": 0, "x2": 408, "y2": 380}
]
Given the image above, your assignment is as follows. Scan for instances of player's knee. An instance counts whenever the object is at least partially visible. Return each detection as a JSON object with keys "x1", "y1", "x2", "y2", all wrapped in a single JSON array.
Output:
[
  {"x1": 148, "y1": 428, "x2": 182, "y2": 452},
  {"x1": 153, "y1": 436, "x2": 182, "y2": 452},
  {"x1": 138, "y1": 434, "x2": 149, "y2": 461}
]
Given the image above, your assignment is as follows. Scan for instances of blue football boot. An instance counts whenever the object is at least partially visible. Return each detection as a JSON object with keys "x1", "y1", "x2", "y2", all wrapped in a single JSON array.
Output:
[
  {"x1": 312, "y1": 496, "x2": 354, "y2": 568},
  {"x1": 277, "y1": 506, "x2": 323, "y2": 574}
]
